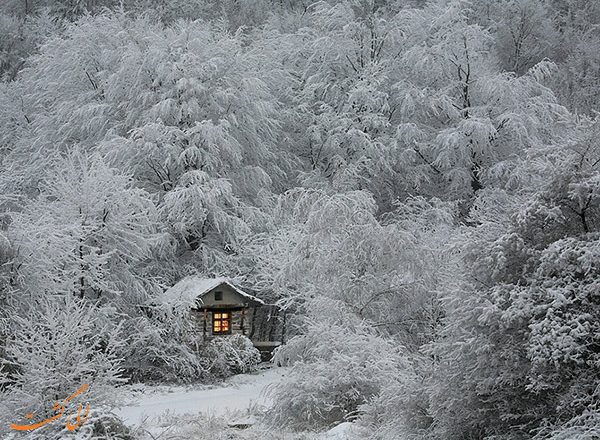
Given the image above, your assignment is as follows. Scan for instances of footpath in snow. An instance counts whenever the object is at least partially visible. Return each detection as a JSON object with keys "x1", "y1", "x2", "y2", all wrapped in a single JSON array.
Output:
[{"x1": 114, "y1": 366, "x2": 287, "y2": 426}]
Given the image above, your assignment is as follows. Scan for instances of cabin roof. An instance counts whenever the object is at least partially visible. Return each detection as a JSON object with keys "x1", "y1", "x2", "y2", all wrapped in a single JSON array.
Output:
[{"x1": 161, "y1": 276, "x2": 265, "y2": 306}]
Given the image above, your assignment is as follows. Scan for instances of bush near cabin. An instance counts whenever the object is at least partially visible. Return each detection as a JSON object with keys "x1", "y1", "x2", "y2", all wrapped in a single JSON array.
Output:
[{"x1": 200, "y1": 335, "x2": 261, "y2": 379}]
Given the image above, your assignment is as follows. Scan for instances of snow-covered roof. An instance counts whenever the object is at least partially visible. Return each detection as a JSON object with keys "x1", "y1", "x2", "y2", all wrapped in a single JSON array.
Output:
[{"x1": 161, "y1": 276, "x2": 265, "y2": 307}]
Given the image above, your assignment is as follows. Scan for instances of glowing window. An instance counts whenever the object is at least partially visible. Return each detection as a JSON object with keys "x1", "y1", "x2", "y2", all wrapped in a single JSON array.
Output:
[{"x1": 212, "y1": 312, "x2": 231, "y2": 334}]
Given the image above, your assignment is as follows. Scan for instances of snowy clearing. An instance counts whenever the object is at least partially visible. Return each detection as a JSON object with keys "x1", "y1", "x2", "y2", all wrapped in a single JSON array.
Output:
[
  {"x1": 113, "y1": 367, "x2": 357, "y2": 439},
  {"x1": 115, "y1": 366, "x2": 287, "y2": 426}
]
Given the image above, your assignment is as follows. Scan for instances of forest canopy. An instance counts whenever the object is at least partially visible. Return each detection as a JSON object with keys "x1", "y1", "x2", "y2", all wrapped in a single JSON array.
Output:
[{"x1": 0, "y1": 1, "x2": 599, "y2": 439}]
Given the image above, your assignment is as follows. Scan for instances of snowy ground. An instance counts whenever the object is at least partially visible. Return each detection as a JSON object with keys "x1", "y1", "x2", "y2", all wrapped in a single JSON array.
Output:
[
  {"x1": 113, "y1": 366, "x2": 357, "y2": 439},
  {"x1": 115, "y1": 366, "x2": 286, "y2": 425}
]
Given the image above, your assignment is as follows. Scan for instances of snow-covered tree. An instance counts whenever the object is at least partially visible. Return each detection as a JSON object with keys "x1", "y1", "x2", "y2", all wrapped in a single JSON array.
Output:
[
  {"x1": 391, "y1": 1, "x2": 569, "y2": 201},
  {"x1": 251, "y1": 187, "x2": 456, "y2": 431},
  {"x1": 7, "y1": 150, "x2": 158, "y2": 303},
  {"x1": 269, "y1": 318, "x2": 411, "y2": 431},
  {"x1": 428, "y1": 117, "x2": 600, "y2": 440},
  {"x1": 0, "y1": 295, "x2": 125, "y2": 440},
  {"x1": 0, "y1": 2, "x2": 597, "y2": 438},
  {"x1": 2, "y1": 150, "x2": 205, "y2": 383},
  {"x1": 258, "y1": 1, "x2": 408, "y2": 208},
  {"x1": 468, "y1": 0, "x2": 558, "y2": 75},
  {"x1": 0, "y1": 11, "x2": 292, "y2": 280}
]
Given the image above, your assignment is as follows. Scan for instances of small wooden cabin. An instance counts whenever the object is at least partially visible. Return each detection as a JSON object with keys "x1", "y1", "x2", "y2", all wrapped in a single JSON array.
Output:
[{"x1": 163, "y1": 277, "x2": 265, "y2": 339}]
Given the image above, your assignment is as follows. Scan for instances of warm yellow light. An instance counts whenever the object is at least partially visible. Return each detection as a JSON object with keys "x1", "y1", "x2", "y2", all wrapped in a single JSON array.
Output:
[{"x1": 212, "y1": 311, "x2": 231, "y2": 334}]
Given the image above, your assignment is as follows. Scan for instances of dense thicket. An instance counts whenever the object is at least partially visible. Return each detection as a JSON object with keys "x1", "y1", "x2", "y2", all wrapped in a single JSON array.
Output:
[{"x1": 0, "y1": 0, "x2": 598, "y2": 439}]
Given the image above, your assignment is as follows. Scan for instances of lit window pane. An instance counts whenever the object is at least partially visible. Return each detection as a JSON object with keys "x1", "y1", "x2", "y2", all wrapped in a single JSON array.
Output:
[{"x1": 212, "y1": 311, "x2": 231, "y2": 334}]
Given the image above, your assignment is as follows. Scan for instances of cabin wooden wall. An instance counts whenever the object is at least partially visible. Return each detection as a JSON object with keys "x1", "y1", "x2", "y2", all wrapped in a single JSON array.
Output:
[{"x1": 189, "y1": 307, "x2": 253, "y2": 339}]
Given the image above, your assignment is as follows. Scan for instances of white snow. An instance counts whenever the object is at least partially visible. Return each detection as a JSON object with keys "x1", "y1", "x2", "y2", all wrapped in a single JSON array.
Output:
[
  {"x1": 114, "y1": 367, "x2": 286, "y2": 426},
  {"x1": 323, "y1": 422, "x2": 358, "y2": 439},
  {"x1": 113, "y1": 367, "x2": 358, "y2": 439},
  {"x1": 160, "y1": 276, "x2": 265, "y2": 306}
]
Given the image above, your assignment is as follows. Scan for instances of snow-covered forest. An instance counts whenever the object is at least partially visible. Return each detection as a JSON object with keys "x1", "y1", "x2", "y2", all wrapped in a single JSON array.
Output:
[{"x1": 0, "y1": 0, "x2": 599, "y2": 439}]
